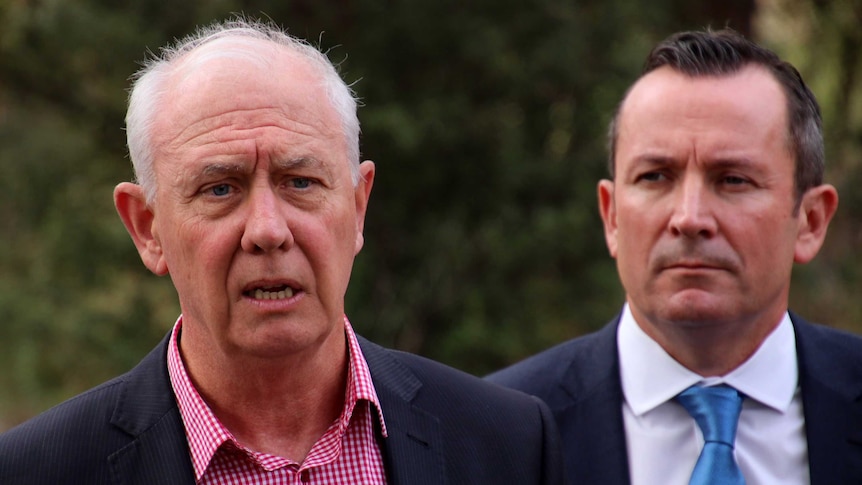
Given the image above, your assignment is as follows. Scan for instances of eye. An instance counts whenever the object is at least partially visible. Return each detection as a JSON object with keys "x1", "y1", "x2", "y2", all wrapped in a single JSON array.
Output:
[
  {"x1": 290, "y1": 177, "x2": 313, "y2": 189},
  {"x1": 722, "y1": 175, "x2": 748, "y2": 185},
  {"x1": 637, "y1": 171, "x2": 667, "y2": 183},
  {"x1": 209, "y1": 184, "x2": 232, "y2": 196}
]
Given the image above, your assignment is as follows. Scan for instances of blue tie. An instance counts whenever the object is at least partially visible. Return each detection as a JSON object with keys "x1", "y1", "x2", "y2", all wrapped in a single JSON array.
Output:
[{"x1": 676, "y1": 385, "x2": 745, "y2": 485}]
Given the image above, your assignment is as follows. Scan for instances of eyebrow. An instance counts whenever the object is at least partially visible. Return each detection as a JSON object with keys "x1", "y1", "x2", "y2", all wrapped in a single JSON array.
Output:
[
  {"x1": 196, "y1": 156, "x2": 326, "y2": 177},
  {"x1": 200, "y1": 163, "x2": 246, "y2": 178},
  {"x1": 632, "y1": 154, "x2": 676, "y2": 166},
  {"x1": 705, "y1": 157, "x2": 761, "y2": 170},
  {"x1": 623, "y1": 154, "x2": 678, "y2": 175},
  {"x1": 630, "y1": 154, "x2": 760, "y2": 169},
  {"x1": 271, "y1": 156, "x2": 326, "y2": 171}
]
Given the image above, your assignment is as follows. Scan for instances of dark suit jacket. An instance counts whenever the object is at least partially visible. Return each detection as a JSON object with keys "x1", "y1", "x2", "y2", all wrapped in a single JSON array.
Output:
[
  {"x1": 0, "y1": 333, "x2": 565, "y2": 484},
  {"x1": 487, "y1": 312, "x2": 862, "y2": 484}
]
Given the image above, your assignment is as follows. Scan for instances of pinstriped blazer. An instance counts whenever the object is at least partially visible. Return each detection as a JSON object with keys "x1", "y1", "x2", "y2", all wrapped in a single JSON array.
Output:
[{"x1": 0, "y1": 333, "x2": 565, "y2": 485}]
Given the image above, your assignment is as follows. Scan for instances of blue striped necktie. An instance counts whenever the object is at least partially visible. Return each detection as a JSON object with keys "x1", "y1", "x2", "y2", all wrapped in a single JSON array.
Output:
[{"x1": 676, "y1": 385, "x2": 745, "y2": 485}]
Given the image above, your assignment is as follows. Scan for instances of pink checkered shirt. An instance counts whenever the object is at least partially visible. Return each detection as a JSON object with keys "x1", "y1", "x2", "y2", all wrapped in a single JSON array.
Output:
[{"x1": 167, "y1": 316, "x2": 388, "y2": 484}]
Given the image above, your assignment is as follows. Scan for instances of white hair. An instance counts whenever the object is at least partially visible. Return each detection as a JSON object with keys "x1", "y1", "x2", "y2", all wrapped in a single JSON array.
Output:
[{"x1": 125, "y1": 17, "x2": 361, "y2": 203}]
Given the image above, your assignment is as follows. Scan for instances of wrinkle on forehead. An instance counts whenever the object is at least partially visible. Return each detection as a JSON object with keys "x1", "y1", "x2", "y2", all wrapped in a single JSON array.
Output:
[
  {"x1": 165, "y1": 107, "x2": 334, "y2": 156},
  {"x1": 153, "y1": 43, "x2": 339, "y2": 155},
  {"x1": 187, "y1": 155, "x2": 335, "y2": 183},
  {"x1": 146, "y1": 35, "x2": 354, "y2": 199}
]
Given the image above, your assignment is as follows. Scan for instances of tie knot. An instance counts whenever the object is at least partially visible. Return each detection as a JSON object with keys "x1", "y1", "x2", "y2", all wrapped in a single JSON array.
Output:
[{"x1": 677, "y1": 385, "x2": 743, "y2": 447}]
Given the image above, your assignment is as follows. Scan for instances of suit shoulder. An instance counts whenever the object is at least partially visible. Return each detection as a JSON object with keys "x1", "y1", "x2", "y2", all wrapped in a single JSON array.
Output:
[
  {"x1": 796, "y1": 317, "x2": 862, "y2": 346},
  {"x1": 359, "y1": 340, "x2": 566, "y2": 484},
  {"x1": 0, "y1": 375, "x2": 130, "y2": 483},
  {"x1": 384, "y1": 346, "x2": 542, "y2": 405},
  {"x1": 486, "y1": 324, "x2": 613, "y2": 394},
  {"x1": 359, "y1": 338, "x2": 552, "y2": 427},
  {"x1": 0, "y1": 374, "x2": 126, "y2": 445},
  {"x1": 1, "y1": 334, "x2": 170, "y2": 448},
  {"x1": 794, "y1": 316, "x2": 862, "y2": 368}
]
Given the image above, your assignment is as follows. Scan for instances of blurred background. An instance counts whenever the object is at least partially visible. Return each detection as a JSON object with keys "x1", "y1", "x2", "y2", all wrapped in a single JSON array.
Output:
[{"x1": 1, "y1": 0, "x2": 860, "y2": 430}]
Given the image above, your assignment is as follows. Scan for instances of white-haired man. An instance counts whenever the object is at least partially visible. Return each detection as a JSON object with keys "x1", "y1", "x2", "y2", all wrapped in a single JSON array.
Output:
[{"x1": 0, "y1": 18, "x2": 564, "y2": 485}]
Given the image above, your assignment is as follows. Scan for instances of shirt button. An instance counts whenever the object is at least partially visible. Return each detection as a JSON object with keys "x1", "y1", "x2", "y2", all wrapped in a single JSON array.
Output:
[{"x1": 300, "y1": 470, "x2": 311, "y2": 483}]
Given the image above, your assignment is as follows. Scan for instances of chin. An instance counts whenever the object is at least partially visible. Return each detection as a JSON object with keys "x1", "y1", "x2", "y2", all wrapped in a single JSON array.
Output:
[
  {"x1": 652, "y1": 291, "x2": 738, "y2": 326},
  {"x1": 253, "y1": 323, "x2": 340, "y2": 357},
  {"x1": 660, "y1": 306, "x2": 736, "y2": 328},
  {"x1": 237, "y1": 335, "x2": 314, "y2": 359}
]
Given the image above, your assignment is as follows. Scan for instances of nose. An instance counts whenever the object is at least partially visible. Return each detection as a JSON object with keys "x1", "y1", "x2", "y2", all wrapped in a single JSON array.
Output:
[
  {"x1": 668, "y1": 175, "x2": 717, "y2": 239},
  {"x1": 240, "y1": 187, "x2": 293, "y2": 253}
]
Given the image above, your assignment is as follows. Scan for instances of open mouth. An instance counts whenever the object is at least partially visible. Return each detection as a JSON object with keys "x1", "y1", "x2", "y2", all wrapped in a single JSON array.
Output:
[{"x1": 244, "y1": 284, "x2": 296, "y2": 300}]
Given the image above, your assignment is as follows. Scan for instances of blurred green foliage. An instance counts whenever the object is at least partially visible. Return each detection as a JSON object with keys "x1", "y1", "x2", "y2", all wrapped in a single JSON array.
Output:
[{"x1": 1, "y1": 0, "x2": 860, "y2": 429}]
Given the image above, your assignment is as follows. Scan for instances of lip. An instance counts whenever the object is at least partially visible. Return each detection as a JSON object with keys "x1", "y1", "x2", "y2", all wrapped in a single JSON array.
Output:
[
  {"x1": 240, "y1": 278, "x2": 305, "y2": 305},
  {"x1": 242, "y1": 278, "x2": 302, "y2": 294},
  {"x1": 663, "y1": 263, "x2": 726, "y2": 271}
]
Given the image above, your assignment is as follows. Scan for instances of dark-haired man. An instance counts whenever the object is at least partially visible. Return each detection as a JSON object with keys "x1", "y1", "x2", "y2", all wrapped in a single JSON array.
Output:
[{"x1": 489, "y1": 29, "x2": 859, "y2": 484}]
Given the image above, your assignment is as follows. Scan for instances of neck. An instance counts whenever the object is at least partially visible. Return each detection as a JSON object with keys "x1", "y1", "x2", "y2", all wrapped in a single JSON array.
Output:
[{"x1": 180, "y1": 325, "x2": 349, "y2": 462}]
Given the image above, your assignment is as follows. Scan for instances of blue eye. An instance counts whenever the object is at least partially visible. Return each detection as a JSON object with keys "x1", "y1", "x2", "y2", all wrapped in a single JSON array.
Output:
[
  {"x1": 210, "y1": 184, "x2": 231, "y2": 196},
  {"x1": 291, "y1": 178, "x2": 312, "y2": 189}
]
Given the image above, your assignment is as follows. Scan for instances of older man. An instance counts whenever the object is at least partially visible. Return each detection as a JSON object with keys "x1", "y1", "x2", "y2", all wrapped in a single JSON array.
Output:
[
  {"x1": 0, "y1": 19, "x2": 564, "y2": 484},
  {"x1": 489, "y1": 29, "x2": 861, "y2": 484}
]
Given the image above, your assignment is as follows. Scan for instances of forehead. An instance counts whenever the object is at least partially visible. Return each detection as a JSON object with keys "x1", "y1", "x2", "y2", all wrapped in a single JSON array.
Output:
[
  {"x1": 616, "y1": 65, "x2": 791, "y2": 166},
  {"x1": 151, "y1": 38, "x2": 343, "y2": 162},
  {"x1": 620, "y1": 65, "x2": 789, "y2": 131},
  {"x1": 169, "y1": 37, "x2": 336, "y2": 124}
]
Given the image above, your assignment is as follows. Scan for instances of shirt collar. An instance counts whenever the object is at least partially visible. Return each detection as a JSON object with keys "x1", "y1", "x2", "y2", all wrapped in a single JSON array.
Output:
[
  {"x1": 343, "y1": 316, "x2": 388, "y2": 438},
  {"x1": 618, "y1": 304, "x2": 798, "y2": 416},
  {"x1": 166, "y1": 314, "x2": 387, "y2": 481}
]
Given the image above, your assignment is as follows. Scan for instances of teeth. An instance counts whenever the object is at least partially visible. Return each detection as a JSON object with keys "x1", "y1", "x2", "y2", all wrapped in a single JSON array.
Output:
[{"x1": 253, "y1": 287, "x2": 294, "y2": 300}]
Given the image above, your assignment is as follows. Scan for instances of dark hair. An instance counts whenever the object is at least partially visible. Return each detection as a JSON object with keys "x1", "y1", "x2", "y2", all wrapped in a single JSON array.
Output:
[{"x1": 606, "y1": 29, "x2": 824, "y2": 201}]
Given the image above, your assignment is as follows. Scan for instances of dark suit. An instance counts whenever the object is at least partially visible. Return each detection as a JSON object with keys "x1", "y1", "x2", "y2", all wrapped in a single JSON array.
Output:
[
  {"x1": 487, "y1": 312, "x2": 862, "y2": 484},
  {"x1": 0, "y1": 333, "x2": 565, "y2": 484}
]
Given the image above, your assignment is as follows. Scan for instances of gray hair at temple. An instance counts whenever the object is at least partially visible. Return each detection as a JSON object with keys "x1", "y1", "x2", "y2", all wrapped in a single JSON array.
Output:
[
  {"x1": 125, "y1": 17, "x2": 361, "y2": 203},
  {"x1": 606, "y1": 28, "x2": 824, "y2": 203}
]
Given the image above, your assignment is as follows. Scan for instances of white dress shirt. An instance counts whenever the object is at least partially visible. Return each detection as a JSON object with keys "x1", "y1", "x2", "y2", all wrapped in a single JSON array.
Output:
[{"x1": 618, "y1": 304, "x2": 810, "y2": 485}]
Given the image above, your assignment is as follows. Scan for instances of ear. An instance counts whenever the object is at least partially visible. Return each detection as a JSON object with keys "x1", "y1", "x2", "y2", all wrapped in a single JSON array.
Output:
[
  {"x1": 114, "y1": 182, "x2": 169, "y2": 275},
  {"x1": 598, "y1": 179, "x2": 619, "y2": 258},
  {"x1": 794, "y1": 183, "x2": 839, "y2": 264},
  {"x1": 353, "y1": 161, "x2": 375, "y2": 254}
]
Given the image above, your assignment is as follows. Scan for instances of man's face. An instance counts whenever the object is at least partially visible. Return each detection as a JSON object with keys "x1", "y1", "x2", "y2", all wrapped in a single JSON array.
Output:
[
  {"x1": 600, "y1": 65, "x2": 804, "y2": 334},
  {"x1": 143, "y1": 42, "x2": 373, "y2": 358}
]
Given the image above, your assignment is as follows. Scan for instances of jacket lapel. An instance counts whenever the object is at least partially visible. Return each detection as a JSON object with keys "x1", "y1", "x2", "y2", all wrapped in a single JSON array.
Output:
[
  {"x1": 554, "y1": 319, "x2": 630, "y2": 485},
  {"x1": 794, "y1": 315, "x2": 862, "y2": 484},
  {"x1": 107, "y1": 334, "x2": 196, "y2": 484},
  {"x1": 358, "y1": 337, "x2": 446, "y2": 485}
]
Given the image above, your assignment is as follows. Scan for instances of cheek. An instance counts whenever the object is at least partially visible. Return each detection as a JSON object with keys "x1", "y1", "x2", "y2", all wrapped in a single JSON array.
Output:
[
  {"x1": 742, "y1": 219, "x2": 797, "y2": 267},
  {"x1": 166, "y1": 222, "x2": 238, "y2": 279},
  {"x1": 612, "y1": 228, "x2": 650, "y2": 288},
  {"x1": 318, "y1": 202, "x2": 360, "y2": 247},
  {"x1": 616, "y1": 212, "x2": 658, "y2": 256},
  {"x1": 728, "y1": 207, "x2": 792, "y2": 249},
  {"x1": 301, "y1": 212, "x2": 360, "y2": 282}
]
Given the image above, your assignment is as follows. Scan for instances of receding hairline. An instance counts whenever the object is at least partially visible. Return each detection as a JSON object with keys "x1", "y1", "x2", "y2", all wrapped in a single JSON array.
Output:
[
  {"x1": 154, "y1": 36, "x2": 335, "y2": 116},
  {"x1": 125, "y1": 18, "x2": 363, "y2": 203},
  {"x1": 148, "y1": 39, "x2": 340, "y2": 152},
  {"x1": 173, "y1": 35, "x2": 323, "y2": 81},
  {"x1": 610, "y1": 62, "x2": 793, "y2": 171},
  {"x1": 622, "y1": 62, "x2": 786, "y2": 115}
]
